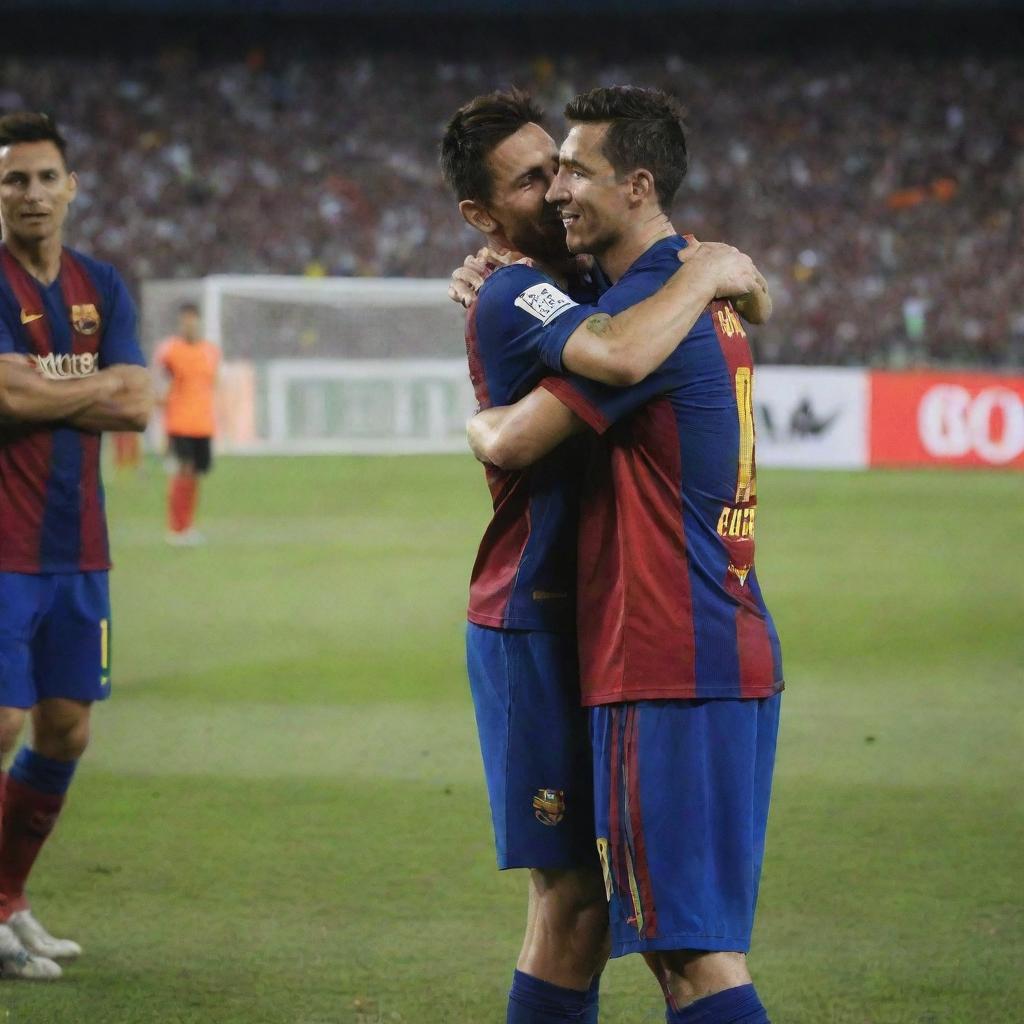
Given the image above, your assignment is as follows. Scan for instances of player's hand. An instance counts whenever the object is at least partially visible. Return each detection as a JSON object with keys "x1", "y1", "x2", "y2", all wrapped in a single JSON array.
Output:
[
  {"x1": 0, "y1": 353, "x2": 38, "y2": 370},
  {"x1": 448, "y1": 249, "x2": 489, "y2": 309},
  {"x1": 447, "y1": 247, "x2": 535, "y2": 309},
  {"x1": 677, "y1": 237, "x2": 759, "y2": 300}
]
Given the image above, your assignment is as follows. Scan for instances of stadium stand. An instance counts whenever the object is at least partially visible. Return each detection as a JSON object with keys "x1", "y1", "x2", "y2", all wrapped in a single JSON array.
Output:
[{"x1": 0, "y1": 43, "x2": 1020, "y2": 367}]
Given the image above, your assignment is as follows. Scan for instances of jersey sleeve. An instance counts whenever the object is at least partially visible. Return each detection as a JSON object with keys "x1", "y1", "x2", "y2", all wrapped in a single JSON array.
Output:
[
  {"x1": 99, "y1": 268, "x2": 146, "y2": 368},
  {"x1": 474, "y1": 264, "x2": 595, "y2": 379},
  {"x1": 536, "y1": 263, "x2": 698, "y2": 433},
  {"x1": 540, "y1": 365, "x2": 677, "y2": 435}
]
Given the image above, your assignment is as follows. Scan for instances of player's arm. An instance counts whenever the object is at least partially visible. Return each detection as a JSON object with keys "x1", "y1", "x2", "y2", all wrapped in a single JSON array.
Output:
[
  {"x1": 63, "y1": 364, "x2": 153, "y2": 433},
  {"x1": 558, "y1": 240, "x2": 765, "y2": 386},
  {"x1": 0, "y1": 355, "x2": 122, "y2": 423},
  {"x1": 467, "y1": 386, "x2": 583, "y2": 471}
]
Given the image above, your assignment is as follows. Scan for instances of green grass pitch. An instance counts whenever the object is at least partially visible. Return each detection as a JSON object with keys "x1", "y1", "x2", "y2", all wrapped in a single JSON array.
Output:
[{"x1": 1, "y1": 456, "x2": 1020, "y2": 1023}]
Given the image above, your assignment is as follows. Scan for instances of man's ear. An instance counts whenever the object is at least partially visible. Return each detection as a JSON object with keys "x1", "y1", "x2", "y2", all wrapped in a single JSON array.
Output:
[
  {"x1": 459, "y1": 199, "x2": 497, "y2": 235},
  {"x1": 628, "y1": 169, "x2": 656, "y2": 206}
]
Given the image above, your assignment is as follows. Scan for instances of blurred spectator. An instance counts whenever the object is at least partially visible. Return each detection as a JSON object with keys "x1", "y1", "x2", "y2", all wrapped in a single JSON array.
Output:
[{"x1": 1, "y1": 49, "x2": 1020, "y2": 367}]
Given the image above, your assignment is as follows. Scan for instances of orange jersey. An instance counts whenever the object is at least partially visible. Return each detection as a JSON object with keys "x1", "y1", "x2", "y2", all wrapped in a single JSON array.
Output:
[{"x1": 155, "y1": 336, "x2": 220, "y2": 438}]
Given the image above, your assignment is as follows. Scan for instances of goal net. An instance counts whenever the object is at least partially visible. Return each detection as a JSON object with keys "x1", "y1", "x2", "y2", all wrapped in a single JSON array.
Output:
[{"x1": 141, "y1": 275, "x2": 474, "y2": 454}]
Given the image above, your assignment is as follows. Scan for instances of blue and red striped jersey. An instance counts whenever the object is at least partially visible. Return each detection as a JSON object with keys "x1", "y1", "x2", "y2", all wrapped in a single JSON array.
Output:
[
  {"x1": 465, "y1": 263, "x2": 600, "y2": 633},
  {"x1": 536, "y1": 236, "x2": 784, "y2": 704},
  {"x1": 0, "y1": 245, "x2": 145, "y2": 574}
]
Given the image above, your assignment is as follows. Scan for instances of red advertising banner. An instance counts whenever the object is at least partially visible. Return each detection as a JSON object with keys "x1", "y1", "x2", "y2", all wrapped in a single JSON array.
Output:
[{"x1": 869, "y1": 371, "x2": 1024, "y2": 469}]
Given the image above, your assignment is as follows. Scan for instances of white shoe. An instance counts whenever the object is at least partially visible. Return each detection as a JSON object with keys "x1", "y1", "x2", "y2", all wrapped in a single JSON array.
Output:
[
  {"x1": 8, "y1": 910, "x2": 81, "y2": 961},
  {"x1": 0, "y1": 922, "x2": 61, "y2": 980},
  {"x1": 166, "y1": 528, "x2": 205, "y2": 547}
]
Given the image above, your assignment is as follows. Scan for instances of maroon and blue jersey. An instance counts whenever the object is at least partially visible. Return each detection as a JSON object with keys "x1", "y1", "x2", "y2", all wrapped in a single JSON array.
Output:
[
  {"x1": 465, "y1": 264, "x2": 602, "y2": 633},
  {"x1": 0, "y1": 245, "x2": 145, "y2": 574},
  {"x1": 534, "y1": 236, "x2": 784, "y2": 704}
]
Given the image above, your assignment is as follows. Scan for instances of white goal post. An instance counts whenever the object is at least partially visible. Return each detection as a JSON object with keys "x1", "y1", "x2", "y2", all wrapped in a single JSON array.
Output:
[{"x1": 141, "y1": 275, "x2": 476, "y2": 455}]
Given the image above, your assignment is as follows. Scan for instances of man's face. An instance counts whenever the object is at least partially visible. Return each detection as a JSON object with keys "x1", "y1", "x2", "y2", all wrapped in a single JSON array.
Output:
[
  {"x1": 546, "y1": 123, "x2": 630, "y2": 256},
  {"x1": 179, "y1": 309, "x2": 201, "y2": 340},
  {"x1": 481, "y1": 123, "x2": 569, "y2": 263},
  {"x1": 0, "y1": 141, "x2": 76, "y2": 246}
]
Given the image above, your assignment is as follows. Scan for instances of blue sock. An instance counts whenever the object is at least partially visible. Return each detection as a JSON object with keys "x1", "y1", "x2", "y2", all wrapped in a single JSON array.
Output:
[
  {"x1": 582, "y1": 973, "x2": 600, "y2": 1024},
  {"x1": 507, "y1": 970, "x2": 588, "y2": 1023},
  {"x1": 666, "y1": 984, "x2": 770, "y2": 1024},
  {"x1": 9, "y1": 749, "x2": 77, "y2": 796}
]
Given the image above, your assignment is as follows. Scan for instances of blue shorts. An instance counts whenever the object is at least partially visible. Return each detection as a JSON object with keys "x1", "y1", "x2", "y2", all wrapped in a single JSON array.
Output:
[
  {"x1": 466, "y1": 623, "x2": 595, "y2": 871},
  {"x1": 592, "y1": 695, "x2": 781, "y2": 958},
  {"x1": 0, "y1": 572, "x2": 112, "y2": 709}
]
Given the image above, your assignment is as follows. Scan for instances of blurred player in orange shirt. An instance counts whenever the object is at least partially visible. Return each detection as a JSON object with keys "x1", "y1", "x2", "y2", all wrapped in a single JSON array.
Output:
[{"x1": 154, "y1": 303, "x2": 219, "y2": 544}]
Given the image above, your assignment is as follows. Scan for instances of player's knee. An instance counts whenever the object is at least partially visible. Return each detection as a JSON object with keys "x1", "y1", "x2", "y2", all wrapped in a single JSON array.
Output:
[
  {"x1": 32, "y1": 702, "x2": 91, "y2": 760},
  {"x1": 655, "y1": 950, "x2": 751, "y2": 1004}
]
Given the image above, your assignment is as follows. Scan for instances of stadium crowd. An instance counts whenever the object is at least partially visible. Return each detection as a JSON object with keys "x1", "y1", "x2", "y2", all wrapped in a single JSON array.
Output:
[{"x1": 0, "y1": 49, "x2": 1020, "y2": 367}]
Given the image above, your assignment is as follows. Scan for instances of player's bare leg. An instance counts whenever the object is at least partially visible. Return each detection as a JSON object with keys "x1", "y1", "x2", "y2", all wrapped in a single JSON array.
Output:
[
  {"x1": 31, "y1": 698, "x2": 91, "y2": 762},
  {"x1": 0, "y1": 699, "x2": 90, "y2": 966},
  {"x1": 0, "y1": 706, "x2": 61, "y2": 979},
  {"x1": 651, "y1": 949, "x2": 769, "y2": 1022},
  {"x1": 167, "y1": 456, "x2": 202, "y2": 545},
  {"x1": 518, "y1": 867, "x2": 609, "y2": 987},
  {"x1": 508, "y1": 865, "x2": 609, "y2": 1021}
]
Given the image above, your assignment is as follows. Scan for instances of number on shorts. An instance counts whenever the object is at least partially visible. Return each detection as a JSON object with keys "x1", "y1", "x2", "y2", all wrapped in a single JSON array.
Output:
[{"x1": 100, "y1": 618, "x2": 109, "y2": 672}]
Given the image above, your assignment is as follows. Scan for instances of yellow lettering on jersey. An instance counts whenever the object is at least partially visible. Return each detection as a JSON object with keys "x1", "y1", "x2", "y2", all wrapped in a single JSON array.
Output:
[
  {"x1": 717, "y1": 505, "x2": 757, "y2": 540},
  {"x1": 716, "y1": 306, "x2": 747, "y2": 339},
  {"x1": 734, "y1": 367, "x2": 754, "y2": 503}
]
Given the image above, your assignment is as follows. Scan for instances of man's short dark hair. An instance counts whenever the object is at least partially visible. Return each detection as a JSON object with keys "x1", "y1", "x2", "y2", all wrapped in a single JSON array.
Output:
[
  {"x1": 179, "y1": 302, "x2": 200, "y2": 316},
  {"x1": 564, "y1": 86, "x2": 687, "y2": 212},
  {"x1": 440, "y1": 88, "x2": 546, "y2": 205},
  {"x1": 0, "y1": 112, "x2": 69, "y2": 164}
]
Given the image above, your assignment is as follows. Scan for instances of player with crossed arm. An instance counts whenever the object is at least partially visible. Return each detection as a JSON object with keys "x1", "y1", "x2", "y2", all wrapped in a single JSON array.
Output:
[
  {"x1": 441, "y1": 89, "x2": 771, "y2": 1024},
  {"x1": 0, "y1": 113, "x2": 151, "y2": 979},
  {"x1": 468, "y1": 87, "x2": 784, "y2": 1024}
]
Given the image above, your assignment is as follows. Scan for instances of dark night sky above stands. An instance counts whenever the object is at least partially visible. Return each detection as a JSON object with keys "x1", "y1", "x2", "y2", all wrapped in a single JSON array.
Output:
[
  {"x1": 3, "y1": 2, "x2": 1020, "y2": 59},
  {"x1": 5, "y1": 0, "x2": 1020, "y2": 9}
]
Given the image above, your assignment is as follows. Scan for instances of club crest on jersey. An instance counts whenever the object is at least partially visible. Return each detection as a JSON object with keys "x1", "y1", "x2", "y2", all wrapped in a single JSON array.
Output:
[
  {"x1": 71, "y1": 303, "x2": 100, "y2": 335},
  {"x1": 532, "y1": 788, "x2": 565, "y2": 826},
  {"x1": 514, "y1": 283, "x2": 578, "y2": 325},
  {"x1": 35, "y1": 352, "x2": 98, "y2": 379}
]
